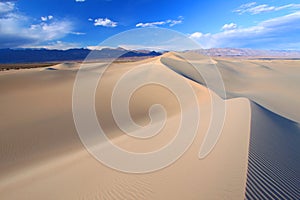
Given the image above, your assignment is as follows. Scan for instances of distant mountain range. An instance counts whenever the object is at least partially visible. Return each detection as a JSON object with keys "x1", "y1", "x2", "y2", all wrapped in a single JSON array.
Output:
[
  {"x1": 189, "y1": 48, "x2": 300, "y2": 58},
  {"x1": 1, "y1": 48, "x2": 300, "y2": 64},
  {"x1": 0, "y1": 48, "x2": 162, "y2": 64}
]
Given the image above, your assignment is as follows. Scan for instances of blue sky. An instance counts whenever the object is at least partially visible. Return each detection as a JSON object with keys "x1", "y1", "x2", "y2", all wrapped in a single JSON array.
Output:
[{"x1": 0, "y1": 0, "x2": 299, "y2": 50}]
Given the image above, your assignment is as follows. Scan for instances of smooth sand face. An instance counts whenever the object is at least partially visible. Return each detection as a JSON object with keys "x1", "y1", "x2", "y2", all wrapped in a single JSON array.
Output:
[
  {"x1": 215, "y1": 58, "x2": 300, "y2": 123},
  {"x1": 162, "y1": 53, "x2": 300, "y2": 123},
  {"x1": 1, "y1": 53, "x2": 298, "y2": 199}
]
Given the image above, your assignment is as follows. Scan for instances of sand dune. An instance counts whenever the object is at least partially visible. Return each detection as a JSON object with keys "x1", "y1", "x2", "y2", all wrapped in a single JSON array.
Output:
[
  {"x1": 245, "y1": 103, "x2": 300, "y2": 200},
  {"x1": 161, "y1": 52, "x2": 300, "y2": 123},
  {"x1": 0, "y1": 52, "x2": 299, "y2": 199}
]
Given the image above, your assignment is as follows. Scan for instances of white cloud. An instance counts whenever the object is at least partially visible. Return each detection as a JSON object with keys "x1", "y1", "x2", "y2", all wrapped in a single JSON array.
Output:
[
  {"x1": 86, "y1": 45, "x2": 112, "y2": 50},
  {"x1": 221, "y1": 23, "x2": 237, "y2": 31},
  {"x1": 41, "y1": 15, "x2": 53, "y2": 21},
  {"x1": 0, "y1": 4, "x2": 75, "y2": 48},
  {"x1": 118, "y1": 44, "x2": 187, "y2": 52},
  {"x1": 41, "y1": 16, "x2": 47, "y2": 21},
  {"x1": 70, "y1": 31, "x2": 85, "y2": 35},
  {"x1": 189, "y1": 11, "x2": 300, "y2": 49},
  {"x1": 239, "y1": 2, "x2": 257, "y2": 9},
  {"x1": 93, "y1": 18, "x2": 117, "y2": 27},
  {"x1": 75, "y1": 0, "x2": 86, "y2": 2},
  {"x1": 189, "y1": 32, "x2": 203, "y2": 39},
  {"x1": 28, "y1": 20, "x2": 73, "y2": 41},
  {"x1": 118, "y1": 33, "x2": 201, "y2": 51},
  {"x1": 234, "y1": 2, "x2": 300, "y2": 15},
  {"x1": 23, "y1": 41, "x2": 80, "y2": 50},
  {"x1": 0, "y1": 1, "x2": 15, "y2": 14},
  {"x1": 167, "y1": 16, "x2": 184, "y2": 27},
  {"x1": 136, "y1": 21, "x2": 165, "y2": 28},
  {"x1": 136, "y1": 16, "x2": 183, "y2": 27},
  {"x1": 41, "y1": 17, "x2": 48, "y2": 22}
]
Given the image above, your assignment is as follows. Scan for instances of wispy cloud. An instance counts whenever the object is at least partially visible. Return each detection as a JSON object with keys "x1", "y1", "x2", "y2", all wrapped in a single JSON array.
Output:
[
  {"x1": 0, "y1": 1, "x2": 76, "y2": 48},
  {"x1": 189, "y1": 11, "x2": 300, "y2": 49},
  {"x1": 75, "y1": 0, "x2": 86, "y2": 2},
  {"x1": 22, "y1": 41, "x2": 80, "y2": 50},
  {"x1": 91, "y1": 18, "x2": 117, "y2": 27},
  {"x1": 221, "y1": 23, "x2": 237, "y2": 31},
  {"x1": 0, "y1": 1, "x2": 15, "y2": 14},
  {"x1": 28, "y1": 20, "x2": 73, "y2": 41},
  {"x1": 136, "y1": 21, "x2": 165, "y2": 27},
  {"x1": 234, "y1": 2, "x2": 300, "y2": 15},
  {"x1": 86, "y1": 45, "x2": 112, "y2": 50},
  {"x1": 136, "y1": 16, "x2": 183, "y2": 27},
  {"x1": 70, "y1": 31, "x2": 86, "y2": 35}
]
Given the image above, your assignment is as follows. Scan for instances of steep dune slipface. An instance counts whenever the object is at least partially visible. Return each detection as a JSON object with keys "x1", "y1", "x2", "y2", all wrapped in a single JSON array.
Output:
[
  {"x1": 161, "y1": 52, "x2": 300, "y2": 200},
  {"x1": 161, "y1": 52, "x2": 300, "y2": 123},
  {"x1": 245, "y1": 103, "x2": 300, "y2": 200},
  {"x1": 215, "y1": 58, "x2": 300, "y2": 124},
  {"x1": 0, "y1": 55, "x2": 252, "y2": 200}
]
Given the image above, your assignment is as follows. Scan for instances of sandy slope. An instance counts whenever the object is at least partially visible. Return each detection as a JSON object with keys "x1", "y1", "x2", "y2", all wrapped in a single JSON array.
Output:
[
  {"x1": 1, "y1": 52, "x2": 299, "y2": 199},
  {"x1": 245, "y1": 103, "x2": 300, "y2": 200},
  {"x1": 163, "y1": 52, "x2": 300, "y2": 123},
  {"x1": 160, "y1": 52, "x2": 300, "y2": 199},
  {"x1": 0, "y1": 54, "x2": 252, "y2": 199}
]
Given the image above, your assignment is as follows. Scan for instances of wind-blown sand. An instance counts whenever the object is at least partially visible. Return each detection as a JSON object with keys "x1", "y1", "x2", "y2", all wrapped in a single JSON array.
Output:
[
  {"x1": 245, "y1": 103, "x2": 300, "y2": 200},
  {"x1": 0, "y1": 53, "x2": 299, "y2": 199}
]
